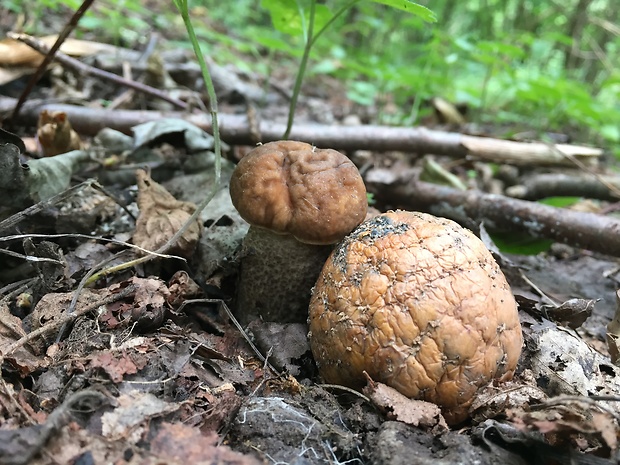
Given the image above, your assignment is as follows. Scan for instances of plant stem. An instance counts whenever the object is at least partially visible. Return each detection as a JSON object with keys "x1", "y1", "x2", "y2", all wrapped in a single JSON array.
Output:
[
  {"x1": 85, "y1": 0, "x2": 222, "y2": 284},
  {"x1": 283, "y1": 0, "x2": 316, "y2": 140},
  {"x1": 310, "y1": 0, "x2": 360, "y2": 47},
  {"x1": 283, "y1": 0, "x2": 361, "y2": 140}
]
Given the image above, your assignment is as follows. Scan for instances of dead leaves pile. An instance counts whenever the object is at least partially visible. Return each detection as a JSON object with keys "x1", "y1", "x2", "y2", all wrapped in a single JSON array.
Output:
[{"x1": 0, "y1": 272, "x2": 263, "y2": 464}]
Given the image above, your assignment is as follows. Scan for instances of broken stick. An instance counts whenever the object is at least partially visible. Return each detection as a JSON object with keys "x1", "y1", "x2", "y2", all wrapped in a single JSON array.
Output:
[{"x1": 369, "y1": 171, "x2": 620, "y2": 257}]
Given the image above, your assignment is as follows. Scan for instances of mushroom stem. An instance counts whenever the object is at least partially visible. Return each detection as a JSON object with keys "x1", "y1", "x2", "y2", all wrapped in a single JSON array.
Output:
[{"x1": 234, "y1": 226, "x2": 332, "y2": 324}]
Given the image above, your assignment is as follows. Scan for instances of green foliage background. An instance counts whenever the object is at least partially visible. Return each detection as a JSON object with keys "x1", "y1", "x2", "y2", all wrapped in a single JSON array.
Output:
[{"x1": 6, "y1": 0, "x2": 620, "y2": 146}]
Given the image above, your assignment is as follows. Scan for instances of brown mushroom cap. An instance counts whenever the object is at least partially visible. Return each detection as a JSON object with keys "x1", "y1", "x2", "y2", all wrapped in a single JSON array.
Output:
[
  {"x1": 308, "y1": 210, "x2": 523, "y2": 425},
  {"x1": 229, "y1": 140, "x2": 367, "y2": 245}
]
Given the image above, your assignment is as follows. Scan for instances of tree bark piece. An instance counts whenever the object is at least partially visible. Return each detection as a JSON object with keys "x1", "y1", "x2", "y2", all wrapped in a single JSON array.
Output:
[
  {"x1": 370, "y1": 173, "x2": 620, "y2": 257},
  {"x1": 0, "y1": 97, "x2": 602, "y2": 167}
]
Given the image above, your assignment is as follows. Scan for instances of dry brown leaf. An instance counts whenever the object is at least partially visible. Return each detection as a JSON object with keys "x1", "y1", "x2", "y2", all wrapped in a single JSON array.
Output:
[
  {"x1": 133, "y1": 169, "x2": 202, "y2": 258},
  {"x1": 363, "y1": 374, "x2": 448, "y2": 432},
  {"x1": 0, "y1": 302, "x2": 44, "y2": 376},
  {"x1": 545, "y1": 298, "x2": 596, "y2": 329},
  {"x1": 0, "y1": 35, "x2": 115, "y2": 67},
  {"x1": 151, "y1": 422, "x2": 261, "y2": 464},
  {"x1": 36, "y1": 110, "x2": 83, "y2": 157},
  {"x1": 508, "y1": 399, "x2": 619, "y2": 453},
  {"x1": 607, "y1": 290, "x2": 620, "y2": 365},
  {"x1": 90, "y1": 352, "x2": 140, "y2": 383},
  {"x1": 101, "y1": 391, "x2": 180, "y2": 441},
  {"x1": 167, "y1": 271, "x2": 202, "y2": 308}
]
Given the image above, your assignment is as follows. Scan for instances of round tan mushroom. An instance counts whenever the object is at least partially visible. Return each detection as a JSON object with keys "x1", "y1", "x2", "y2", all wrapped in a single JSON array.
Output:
[
  {"x1": 230, "y1": 140, "x2": 367, "y2": 323},
  {"x1": 308, "y1": 210, "x2": 522, "y2": 425}
]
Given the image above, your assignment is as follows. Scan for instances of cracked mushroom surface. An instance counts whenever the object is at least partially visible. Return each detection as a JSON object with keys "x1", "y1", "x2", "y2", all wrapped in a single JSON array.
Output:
[
  {"x1": 308, "y1": 210, "x2": 523, "y2": 425},
  {"x1": 230, "y1": 140, "x2": 367, "y2": 323}
]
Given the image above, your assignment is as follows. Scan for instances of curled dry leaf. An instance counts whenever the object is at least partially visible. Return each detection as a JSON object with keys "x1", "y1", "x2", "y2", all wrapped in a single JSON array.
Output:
[
  {"x1": 36, "y1": 110, "x2": 83, "y2": 157},
  {"x1": 508, "y1": 399, "x2": 618, "y2": 454},
  {"x1": 90, "y1": 351, "x2": 142, "y2": 383},
  {"x1": 109, "y1": 277, "x2": 170, "y2": 331},
  {"x1": 545, "y1": 298, "x2": 595, "y2": 329},
  {"x1": 133, "y1": 169, "x2": 202, "y2": 258},
  {"x1": 363, "y1": 374, "x2": 448, "y2": 432},
  {"x1": 167, "y1": 270, "x2": 202, "y2": 308},
  {"x1": 150, "y1": 423, "x2": 261, "y2": 465},
  {"x1": 470, "y1": 378, "x2": 548, "y2": 424},
  {"x1": 607, "y1": 290, "x2": 620, "y2": 365}
]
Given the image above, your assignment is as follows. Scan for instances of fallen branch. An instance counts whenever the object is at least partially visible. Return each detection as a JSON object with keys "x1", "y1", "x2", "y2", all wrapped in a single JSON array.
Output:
[
  {"x1": 0, "y1": 97, "x2": 602, "y2": 167},
  {"x1": 7, "y1": 32, "x2": 189, "y2": 110},
  {"x1": 506, "y1": 172, "x2": 620, "y2": 201},
  {"x1": 368, "y1": 170, "x2": 620, "y2": 256}
]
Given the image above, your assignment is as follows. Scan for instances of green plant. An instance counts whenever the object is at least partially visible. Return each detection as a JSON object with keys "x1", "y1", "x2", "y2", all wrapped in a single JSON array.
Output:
[{"x1": 259, "y1": 0, "x2": 436, "y2": 138}]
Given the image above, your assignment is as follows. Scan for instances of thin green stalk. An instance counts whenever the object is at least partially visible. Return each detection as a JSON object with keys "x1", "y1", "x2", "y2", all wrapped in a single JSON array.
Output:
[
  {"x1": 283, "y1": 0, "x2": 316, "y2": 140},
  {"x1": 85, "y1": 0, "x2": 222, "y2": 284},
  {"x1": 175, "y1": 0, "x2": 222, "y2": 184},
  {"x1": 310, "y1": 0, "x2": 360, "y2": 47},
  {"x1": 283, "y1": 0, "x2": 361, "y2": 140}
]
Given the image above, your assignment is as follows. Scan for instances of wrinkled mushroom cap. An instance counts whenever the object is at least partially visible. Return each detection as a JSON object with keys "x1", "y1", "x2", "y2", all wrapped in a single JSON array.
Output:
[
  {"x1": 229, "y1": 140, "x2": 367, "y2": 245},
  {"x1": 308, "y1": 210, "x2": 523, "y2": 425}
]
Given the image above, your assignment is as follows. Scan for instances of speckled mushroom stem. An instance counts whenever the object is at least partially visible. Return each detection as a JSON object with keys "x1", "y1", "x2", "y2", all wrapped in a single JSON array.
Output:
[{"x1": 234, "y1": 226, "x2": 332, "y2": 324}]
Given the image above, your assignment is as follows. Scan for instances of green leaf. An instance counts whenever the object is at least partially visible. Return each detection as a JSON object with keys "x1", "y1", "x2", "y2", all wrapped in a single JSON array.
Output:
[
  {"x1": 369, "y1": 0, "x2": 437, "y2": 23},
  {"x1": 537, "y1": 197, "x2": 581, "y2": 208},
  {"x1": 489, "y1": 231, "x2": 553, "y2": 255},
  {"x1": 261, "y1": 0, "x2": 333, "y2": 36}
]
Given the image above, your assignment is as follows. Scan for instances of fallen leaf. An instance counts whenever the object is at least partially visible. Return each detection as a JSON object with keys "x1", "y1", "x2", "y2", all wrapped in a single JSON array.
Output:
[
  {"x1": 90, "y1": 352, "x2": 139, "y2": 383},
  {"x1": 133, "y1": 169, "x2": 202, "y2": 258},
  {"x1": 607, "y1": 290, "x2": 620, "y2": 365},
  {"x1": 151, "y1": 422, "x2": 261, "y2": 464},
  {"x1": 101, "y1": 391, "x2": 179, "y2": 441},
  {"x1": 363, "y1": 374, "x2": 448, "y2": 432}
]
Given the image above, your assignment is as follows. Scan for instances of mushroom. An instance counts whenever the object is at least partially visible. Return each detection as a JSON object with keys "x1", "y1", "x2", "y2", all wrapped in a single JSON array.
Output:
[
  {"x1": 308, "y1": 210, "x2": 522, "y2": 425},
  {"x1": 229, "y1": 140, "x2": 367, "y2": 324}
]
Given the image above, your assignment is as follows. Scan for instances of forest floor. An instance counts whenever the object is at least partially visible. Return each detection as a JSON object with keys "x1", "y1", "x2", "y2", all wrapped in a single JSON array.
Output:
[{"x1": 0, "y1": 9, "x2": 620, "y2": 465}]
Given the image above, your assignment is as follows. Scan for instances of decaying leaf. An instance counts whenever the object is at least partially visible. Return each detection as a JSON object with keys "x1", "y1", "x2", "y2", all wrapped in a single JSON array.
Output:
[
  {"x1": 249, "y1": 321, "x2": 310, "y2": 374},
  {"x1": 151, "y1": 422, "x2": 261, "y2": 464},
  {"x1": 106, "y1": 277, "x2": 170, "y2": 330},
  {"x1": 363, "y1": 374, "x2": 448, "y2": 432},
  {"x1": 0, "y1": 302, "x2": 43, "y2": 376},
  {"x1": 90, "y1": 351, "x2": 144, "y2": 383},
  {"x1": 606, "y1": 290, "x2": 620, "y2": 365},
  {"x1": 0, "y1": 142, "x2": 92, "y2": 208},
  {"x1": 22, "y1": 239, "x2": 69, "y2": 292},
  {"x1": 29, "y1": 288, "x2": 108, "y2": 354},
  {"x1": 100, "y1": 390, "x2": 179, "y2": 440},
  {"x1": 36, "y1": 110, "x2": 83, "y2": 157},
  {"x1": 544, "y1": 298, "x2": 596, "y2": 329},
  {"x1": 0, "y1": 390, "x2": 107, "y2": 465},
  {"x1": 132, "y1": 118, "x2": 224, "y2": 152},
  {"x1": 508, "y1": 398, "x2": 619, "y2": 454},
  {"x1": 471, "y1": 377, "x2": 547, "y2": 423},
  {"x1": 133, "y1": 169, "x2": 202, "y2": 258},
  {"x1": 167, "y1": 270, "x2": 202, "y2": 308},
  {"x1": 521, "y1": 312, "x2": 620, "y2": 419}
]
